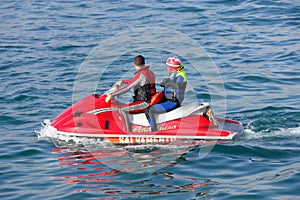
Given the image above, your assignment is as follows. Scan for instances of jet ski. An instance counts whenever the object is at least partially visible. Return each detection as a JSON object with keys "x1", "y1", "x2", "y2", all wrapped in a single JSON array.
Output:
[{"x1": 49, "y1": 86, "x2": 244, "y2": 145}]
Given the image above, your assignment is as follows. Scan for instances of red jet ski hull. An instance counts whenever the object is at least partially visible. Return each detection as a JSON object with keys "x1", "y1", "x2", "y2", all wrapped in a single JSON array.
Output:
[{"x1": 50, "y1": 94, "x2": 244, "y2": 144}]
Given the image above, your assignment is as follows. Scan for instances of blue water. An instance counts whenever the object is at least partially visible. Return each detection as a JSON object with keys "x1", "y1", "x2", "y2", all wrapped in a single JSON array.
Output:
[{"x1": 1, "y1": 0, "x2": 300, "y2": 199}]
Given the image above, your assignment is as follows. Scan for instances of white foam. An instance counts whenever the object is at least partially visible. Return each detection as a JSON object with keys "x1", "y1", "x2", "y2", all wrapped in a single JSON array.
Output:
[
  {"x1": 35, "y1": 119, "x2": 55, "y2": 138},
  {"x1": 242, "y1": 125, "x2": 300, "y2": 140},
  {"x1": 35, "y1": 119, "x2": 111, "y2": 148}
]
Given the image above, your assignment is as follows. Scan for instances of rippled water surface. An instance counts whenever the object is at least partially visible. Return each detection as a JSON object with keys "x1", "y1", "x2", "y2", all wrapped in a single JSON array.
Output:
[{"x1": 1, "y1": 0, "x2": 299, "y2": 199}]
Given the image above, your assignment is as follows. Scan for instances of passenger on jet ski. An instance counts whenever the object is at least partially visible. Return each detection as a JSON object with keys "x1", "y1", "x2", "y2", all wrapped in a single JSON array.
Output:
[
  {"x1": 105, "y1": 55, "x2": 156, "y2": 131},
  {"x1": 145, "y1": 56, "x2": 187, "y2": 132}
]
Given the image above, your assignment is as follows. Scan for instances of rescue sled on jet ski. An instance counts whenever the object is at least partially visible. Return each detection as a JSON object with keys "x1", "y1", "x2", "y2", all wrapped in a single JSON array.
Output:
[{"x1": 49, "y1": 87, "x2": 244, "y2": 144}]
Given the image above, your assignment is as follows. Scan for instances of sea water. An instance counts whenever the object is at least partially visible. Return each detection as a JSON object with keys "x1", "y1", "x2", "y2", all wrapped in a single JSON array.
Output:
[{"x1": 1, "y1": 0, "x2": 299, "y2": 199}]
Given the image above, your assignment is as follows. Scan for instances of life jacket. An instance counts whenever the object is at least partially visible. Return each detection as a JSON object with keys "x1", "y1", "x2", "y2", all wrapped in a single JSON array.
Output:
[
  {"x1": 161, "y1": 69, "x2": 187, "y2": 104},
  {"x1": 133, "y1": 66, "x2": 156, "y2": 102}
]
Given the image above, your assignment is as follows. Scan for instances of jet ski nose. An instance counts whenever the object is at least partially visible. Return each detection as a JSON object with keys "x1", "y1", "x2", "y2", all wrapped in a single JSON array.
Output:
[{"x1": 73, "y1": 110, "x2": 83, "y2": 117}]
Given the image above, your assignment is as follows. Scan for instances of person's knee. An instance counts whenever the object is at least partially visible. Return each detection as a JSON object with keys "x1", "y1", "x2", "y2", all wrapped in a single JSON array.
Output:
[
  {"x1": 145, "y1": 106, "x2": 151, "y2": 118},
  {"x1": 145, "y1": 106, "x2": 155, "y2": 118}
]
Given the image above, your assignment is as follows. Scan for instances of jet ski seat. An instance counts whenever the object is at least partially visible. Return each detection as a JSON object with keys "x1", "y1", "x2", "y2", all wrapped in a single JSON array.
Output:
[{"x1": 129, "y1": 102, "x2": 209, "y2": 126}]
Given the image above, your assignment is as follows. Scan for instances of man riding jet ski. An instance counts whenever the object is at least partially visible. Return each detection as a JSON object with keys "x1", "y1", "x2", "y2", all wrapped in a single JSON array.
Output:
[{"x1": 105, "y1": 55, "x2": 156, "y2": 131}]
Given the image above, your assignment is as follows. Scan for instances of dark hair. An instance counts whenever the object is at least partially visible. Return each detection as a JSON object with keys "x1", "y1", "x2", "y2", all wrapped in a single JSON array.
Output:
[{"x1": 134, "y1": 55, "x2": 145, "y2": 66}]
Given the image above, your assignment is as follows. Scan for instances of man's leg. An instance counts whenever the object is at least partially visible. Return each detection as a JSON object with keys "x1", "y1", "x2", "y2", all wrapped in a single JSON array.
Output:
[{"x1": 120, "y1": 101, "x2": 149, "y2": 131}]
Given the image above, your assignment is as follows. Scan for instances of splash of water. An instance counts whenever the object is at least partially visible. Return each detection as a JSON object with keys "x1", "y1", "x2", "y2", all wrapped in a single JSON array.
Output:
[{"x1": 243, "y1": 124, "x2": 300, "y2": 140}]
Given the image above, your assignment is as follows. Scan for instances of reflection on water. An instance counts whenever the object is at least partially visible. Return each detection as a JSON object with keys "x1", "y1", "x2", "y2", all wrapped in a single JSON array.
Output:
[
  {"x1": 52, "y1": 141, "x2": 218, "y2": 198},
  {"x1": 53, "y1": 139, "x2": 218, "y2": 173}
]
